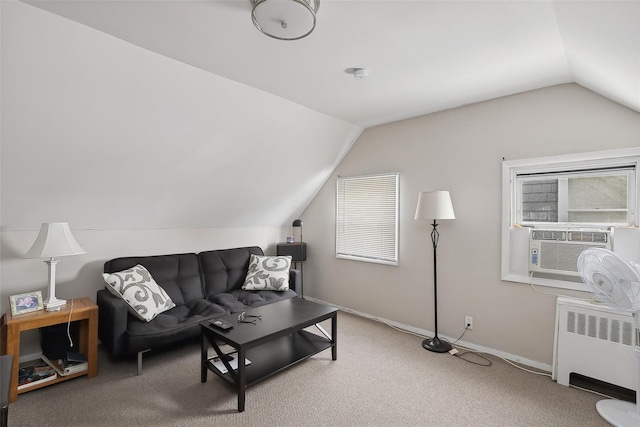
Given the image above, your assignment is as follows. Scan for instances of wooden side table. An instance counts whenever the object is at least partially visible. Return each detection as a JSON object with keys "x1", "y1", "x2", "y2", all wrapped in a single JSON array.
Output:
[{"x1": 0, "y1": 297, "x2": 98, "y2": 403}]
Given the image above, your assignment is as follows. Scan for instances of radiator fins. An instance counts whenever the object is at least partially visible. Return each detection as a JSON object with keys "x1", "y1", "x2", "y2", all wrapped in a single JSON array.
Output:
[{"x1": 566, "y1": 311, "x2": 633, "y2": 346}]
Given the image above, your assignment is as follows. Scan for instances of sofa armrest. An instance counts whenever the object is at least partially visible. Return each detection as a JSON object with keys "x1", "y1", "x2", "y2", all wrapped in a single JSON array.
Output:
[
  {"x1": 289, "y1": 269, "x2": 301, "y2": 296},
  {"x1": 97, "y1": 289, "x2": 130, "y2": 358}
]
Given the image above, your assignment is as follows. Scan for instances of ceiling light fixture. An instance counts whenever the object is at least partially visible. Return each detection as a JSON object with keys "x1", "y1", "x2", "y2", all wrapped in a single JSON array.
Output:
[{"x1": 251, "y1": 0, "x2": 320, "y2": 41}]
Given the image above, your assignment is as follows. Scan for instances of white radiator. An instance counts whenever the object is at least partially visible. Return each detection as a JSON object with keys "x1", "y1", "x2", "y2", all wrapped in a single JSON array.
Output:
[{"x1": 552, "y1": 296, "x2": 635, "y2": 391}]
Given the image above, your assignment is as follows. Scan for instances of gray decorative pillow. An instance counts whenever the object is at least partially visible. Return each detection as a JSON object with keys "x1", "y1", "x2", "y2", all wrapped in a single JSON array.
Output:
[
  {"x1": 102, "y1": 264, "x2": 175, "y2": 322},
  {"x1": 243, "y1": 255, "x2": 292, "y2": 291}
]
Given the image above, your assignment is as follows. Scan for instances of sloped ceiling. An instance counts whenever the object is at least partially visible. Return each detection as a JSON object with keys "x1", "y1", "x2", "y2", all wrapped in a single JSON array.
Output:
[
  {"x1": 2, "y1": 1, "x2": 639, "y2": 231},
  {"x1": 25, "y1": 0, "x2": 640, "y2": 126},
  {"x1": 1, "y1": 1, "x2": 360, "y2": 230}
]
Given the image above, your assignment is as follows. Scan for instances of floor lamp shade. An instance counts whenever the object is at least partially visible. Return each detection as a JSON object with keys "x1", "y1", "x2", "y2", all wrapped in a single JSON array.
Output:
[
  {"x1": 24, "y1": 223, "x2": 86, "y2": 311},
  {"x1": 415, "y1": 191, "x2": 455, "y2": 353},
  {"x1": 414, "y1": 191, "x2": 455, "y2": 220}
]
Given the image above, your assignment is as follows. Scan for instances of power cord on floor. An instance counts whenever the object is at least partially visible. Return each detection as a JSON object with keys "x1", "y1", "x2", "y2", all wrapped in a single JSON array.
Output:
[
  {"x1": 495, "y1": 355, "x2": 550, "y2": 376},
  {"x1": 449, "y1": 348, "x2": 492, "y2": 366},
  {"x1": 384, "y1": 320, "x2": 491, "y2": 367},
  {"x1": 449, "y1": 325, "x2": 469, "y2": 345},
  {"x1": 382, "y1": 316, "x2": 550, "y2": 371},
  {"x1": 379, "y1": 311, "x2": 621, "y2": 399}
]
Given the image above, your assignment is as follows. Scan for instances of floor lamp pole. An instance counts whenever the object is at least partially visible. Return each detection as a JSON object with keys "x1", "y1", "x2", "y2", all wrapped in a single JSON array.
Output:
[{"x1": 422, "y1": 220, "x2": 452, "y2": 353}]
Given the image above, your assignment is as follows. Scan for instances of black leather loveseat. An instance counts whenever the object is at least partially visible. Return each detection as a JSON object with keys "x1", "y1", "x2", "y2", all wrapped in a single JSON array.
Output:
[{"x1": 97, "y1": 246, "x2": 300, "y2": 374}]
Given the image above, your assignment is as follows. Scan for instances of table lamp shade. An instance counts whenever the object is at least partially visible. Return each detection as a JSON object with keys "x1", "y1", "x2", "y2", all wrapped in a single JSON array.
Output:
[
  {"x1": 24, "y1": 223, "x2": 86, "y2": 259},
  {"x1": 414, "y1": 191, "x2": 455, "y2": 221},
  {"x1": 24, "y1": 223, "x2": 85, "y2": 312}
]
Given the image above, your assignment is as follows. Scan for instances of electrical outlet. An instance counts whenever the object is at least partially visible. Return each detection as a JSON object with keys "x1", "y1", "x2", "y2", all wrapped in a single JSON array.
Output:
[{"x1": 465, "y1": 316, "x2": 474, "y2": 330}]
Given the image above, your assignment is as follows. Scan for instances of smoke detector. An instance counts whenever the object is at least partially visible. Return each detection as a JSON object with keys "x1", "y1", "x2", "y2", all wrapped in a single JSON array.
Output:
[{"x1": 352, "y1": 68, "x2": 368, "y2": 80}]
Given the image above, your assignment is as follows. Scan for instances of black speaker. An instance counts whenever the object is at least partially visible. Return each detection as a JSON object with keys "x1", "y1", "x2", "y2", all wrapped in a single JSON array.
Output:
[
  {"x1": 41, "y1": 322, "x2": 80, "y2": 360},
  {"x1": 277, "y1": 242, "x2": 307, "y2": 262}
]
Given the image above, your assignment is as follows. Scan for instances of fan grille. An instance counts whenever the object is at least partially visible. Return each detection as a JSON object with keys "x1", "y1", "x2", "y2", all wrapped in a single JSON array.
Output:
[{"x1": 577, "y1": 248, "x2": 640, "y2": 313}]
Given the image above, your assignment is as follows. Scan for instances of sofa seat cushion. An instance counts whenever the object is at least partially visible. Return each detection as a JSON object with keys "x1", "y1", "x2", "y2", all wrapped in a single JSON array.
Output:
[
  {"x1": 210, "y1": 289, "x2": 297, "y2": 313},
  {"x1": 126, "y1": 299, "x2": 227, "y2": 354}
]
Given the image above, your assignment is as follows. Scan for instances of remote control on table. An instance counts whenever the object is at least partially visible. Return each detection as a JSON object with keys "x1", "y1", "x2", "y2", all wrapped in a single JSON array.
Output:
[{"x1": 210, "y1": 319, "x2": 233, "y2": 330}]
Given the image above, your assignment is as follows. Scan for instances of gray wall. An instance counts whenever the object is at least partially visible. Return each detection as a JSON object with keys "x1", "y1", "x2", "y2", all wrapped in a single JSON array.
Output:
[
  {"x1": 2, "y1": 1, "x2": 640, "y2": 368},
  {"x1": 301, "y1": 83, "x2": 640, "y2": 367}
]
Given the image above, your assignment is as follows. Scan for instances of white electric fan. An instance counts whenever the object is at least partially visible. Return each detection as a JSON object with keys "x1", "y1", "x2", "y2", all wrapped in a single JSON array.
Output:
[{"x1": 577, "y1": 248, "x2": 640, "y2": 427}]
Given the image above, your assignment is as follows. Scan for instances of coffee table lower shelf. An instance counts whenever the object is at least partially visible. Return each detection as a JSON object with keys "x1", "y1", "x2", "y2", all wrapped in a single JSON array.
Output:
[{"x1": 204, "y1": 329, "x2": 331, "y2": 385}]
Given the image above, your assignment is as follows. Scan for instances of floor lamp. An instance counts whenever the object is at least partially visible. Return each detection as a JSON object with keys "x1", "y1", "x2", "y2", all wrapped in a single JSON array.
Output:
[{"x1": 415, "y1": 191, "x2": 456, "y2": 353}]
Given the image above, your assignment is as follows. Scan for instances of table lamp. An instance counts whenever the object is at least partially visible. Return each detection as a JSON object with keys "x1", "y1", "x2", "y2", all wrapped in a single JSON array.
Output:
[{"x1": 24, "y1": 222, "x2": 86, "y2": 311}]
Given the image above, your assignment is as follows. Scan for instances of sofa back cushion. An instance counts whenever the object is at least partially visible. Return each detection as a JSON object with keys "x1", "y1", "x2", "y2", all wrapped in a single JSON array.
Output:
[
  {"x1": 103, "y1": 253, "x2": 203, "y2": 306},
  {"x1": 199, "y1": 246, "x2": 264, "y2": 298}
]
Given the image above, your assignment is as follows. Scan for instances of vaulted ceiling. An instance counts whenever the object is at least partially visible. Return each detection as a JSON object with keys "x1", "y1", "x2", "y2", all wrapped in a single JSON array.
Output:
[
  {"x1": 26, "y1": 0, "x2": 640, "y2": 127},
  {"x1": 3, "y1": 1, "x2": 639, "y2": 231}
]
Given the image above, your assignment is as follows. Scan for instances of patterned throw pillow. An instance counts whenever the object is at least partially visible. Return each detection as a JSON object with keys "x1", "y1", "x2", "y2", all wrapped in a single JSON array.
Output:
[
  {"x1": 102, "y1": 264, "x2": 175, "y2": 322},
  {"x1": 242, "y1": 255, "x2": 292, "y2": 291}
]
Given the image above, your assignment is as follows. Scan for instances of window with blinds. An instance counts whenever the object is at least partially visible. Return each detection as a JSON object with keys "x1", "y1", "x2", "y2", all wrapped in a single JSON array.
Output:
[{"x1": 336, "y1": 172, "x2": 398, "y2": 265}]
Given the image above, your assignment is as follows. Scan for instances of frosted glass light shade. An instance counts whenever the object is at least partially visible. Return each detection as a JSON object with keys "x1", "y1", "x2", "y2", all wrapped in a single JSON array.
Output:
[
  {"x1": 24, "y1": 222, "x2": 86, "y2": 259},
  {"x1": 252, "y1": 0, "x2": 319, "y2": 40},
  {"x1": 414, "y1": 191, "x2": 456, "y2": 220}
]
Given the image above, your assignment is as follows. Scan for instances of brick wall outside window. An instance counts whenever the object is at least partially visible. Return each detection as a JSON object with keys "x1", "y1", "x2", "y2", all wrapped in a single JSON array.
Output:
[{"x1": 522, "y1": 179, "x2": 558, "y2": 222}]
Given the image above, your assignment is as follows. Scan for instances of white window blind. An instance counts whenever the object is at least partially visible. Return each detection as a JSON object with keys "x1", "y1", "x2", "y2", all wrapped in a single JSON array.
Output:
[{"x1": 336, "y1": 172, "x2": 398, "y2": 265}]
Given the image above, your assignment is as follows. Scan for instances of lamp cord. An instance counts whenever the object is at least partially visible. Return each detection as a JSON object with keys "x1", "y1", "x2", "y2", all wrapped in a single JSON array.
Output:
[
  {"x1": 67, "y1": 298, "x2": 74, "y2": 349},
  {"x1": 452, "y1": 350, "x2": 492, "y2": 367}
]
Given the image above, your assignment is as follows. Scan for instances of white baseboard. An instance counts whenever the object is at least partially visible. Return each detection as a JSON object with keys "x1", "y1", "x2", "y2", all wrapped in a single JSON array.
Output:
[{"x1": 304, "y1": 296, "x2": 552, "y2": 373}]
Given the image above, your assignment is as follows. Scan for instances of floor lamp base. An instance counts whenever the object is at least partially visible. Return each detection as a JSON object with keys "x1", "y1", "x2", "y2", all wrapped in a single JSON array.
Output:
[{"x1": 422, "y1": 336, "x2": 452, "y2": 353}]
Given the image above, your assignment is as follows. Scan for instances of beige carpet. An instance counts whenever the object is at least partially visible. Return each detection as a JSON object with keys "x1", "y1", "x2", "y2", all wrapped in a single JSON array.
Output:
[{"x1": 9, "y1": 311, "x2": 610, "y2": 427}]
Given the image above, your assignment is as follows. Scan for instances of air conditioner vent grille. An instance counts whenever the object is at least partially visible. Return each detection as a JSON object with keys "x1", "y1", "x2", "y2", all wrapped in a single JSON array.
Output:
[
  {"x1": 566, "y1": 310, "x2": 633, "y2": 346},
  {"x1": 540, "y1": 242, "x2": 607, "y2": 273},
  {"x1": 567, "y1": 231, "x2": 609, "y2": 243},
  {"x1": 531, "y1": 230, "x2": 566, "y2": 241},
  {"x1": 529, "y1": 228, "x2": 611, "y2": 276}
]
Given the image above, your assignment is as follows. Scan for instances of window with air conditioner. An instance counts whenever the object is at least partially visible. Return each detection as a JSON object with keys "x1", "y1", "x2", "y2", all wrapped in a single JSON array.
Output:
[{"x1": 501, "y1": 148, "x2": 640, "y2": 290}]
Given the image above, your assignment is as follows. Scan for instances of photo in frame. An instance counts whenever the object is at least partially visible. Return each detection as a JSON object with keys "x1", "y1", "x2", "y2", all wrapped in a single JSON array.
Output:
[{"x1": 9, "y1": 291, "x2": 44, "y2": 316}]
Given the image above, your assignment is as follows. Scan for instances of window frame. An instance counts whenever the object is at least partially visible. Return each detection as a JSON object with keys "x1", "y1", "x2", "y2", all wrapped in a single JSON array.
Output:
[
  {"x1": 336, "y1": 172, "x2": 399, "y2": 266},
  {"x1": 501, "y1": 148, "x2": 640, "y2": 290},
  {"x1": 514, "y1": 167, "x2": 635, "y2": 227}
]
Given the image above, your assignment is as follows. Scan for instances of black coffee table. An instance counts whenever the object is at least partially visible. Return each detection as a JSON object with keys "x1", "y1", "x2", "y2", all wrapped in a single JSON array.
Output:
[{"x1": 200, "y1": 298, "x2": 338, "y2": 412}]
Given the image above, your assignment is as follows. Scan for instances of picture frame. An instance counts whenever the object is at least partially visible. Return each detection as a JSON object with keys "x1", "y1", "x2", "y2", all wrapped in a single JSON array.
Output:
[{"x1": 9, "y1": 291, "x2": 44, "y2": 316}]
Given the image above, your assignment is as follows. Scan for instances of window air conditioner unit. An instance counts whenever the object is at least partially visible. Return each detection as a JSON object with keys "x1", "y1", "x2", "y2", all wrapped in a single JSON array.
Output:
[{"x1": 528, "y1": 229, "x2": 611, "y2": 276}]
